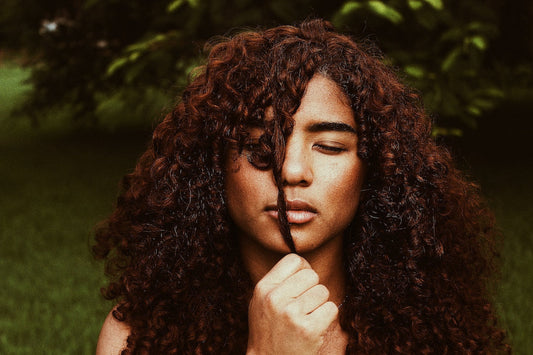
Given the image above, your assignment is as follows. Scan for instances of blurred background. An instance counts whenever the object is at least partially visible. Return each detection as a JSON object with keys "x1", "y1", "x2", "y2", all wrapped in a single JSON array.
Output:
[{"x1": 0, "y1": 0, "x2": 531, "y2": 353}]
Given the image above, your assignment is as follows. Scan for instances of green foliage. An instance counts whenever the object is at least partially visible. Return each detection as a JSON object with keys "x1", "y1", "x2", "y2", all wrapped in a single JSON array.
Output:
[
  {"x1": 0, "y1": 133, "x2": 140, "y2": 354},
  {"x1": 8, "y1": 0, "x2": 344, "y2": 127},
  {"x1": 367, "y1": 1, "x2": 403, "y2": 24},
  {"x1": 3, "y1": 120, "x2": 532, "y2": 353},
  {"x1": 2, "y1": 58, "x2": 533, "y2": 355},
  {"x1": 333, "y1": 0, "x2": 505, "y2": 132},
  {"x1": 167, "y1": 0, "x2": 200, "y2": 12},
  {"x1": 3, "y1": 0, "x2": 531, "y2": 133},
  {"x1": 0, "y1": 63, "x2": 32, "y2": 122}
]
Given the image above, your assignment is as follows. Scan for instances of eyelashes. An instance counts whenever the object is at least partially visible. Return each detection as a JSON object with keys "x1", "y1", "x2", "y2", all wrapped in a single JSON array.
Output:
[
  {"x1": 243, "y1": 142, "x2": 273, "y2": 170},
  {"x1": 313, "y1": 144, "x2": 346, "y2": 154},
  {"x1": 243, "y1": 141, "x2": 347, "y2": 169},
  {"x1": 243, "y1": 142, "x2": 261, "y2": 152}
]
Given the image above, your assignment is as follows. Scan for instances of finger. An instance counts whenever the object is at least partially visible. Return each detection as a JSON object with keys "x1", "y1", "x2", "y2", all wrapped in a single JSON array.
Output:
[
  {"x1": 273, "y1": 268, "x2": 320, "y2": 300},
  {"x1": 295, "y1": 284, "x2": 330, "y2": 315},
  {"x1": 265, "y1": 268, "x2": 319, "y2": 309},
  {"x1": 306, "y1": 301, "x2": 338, "y2": 332},
  {"x1": 259, "y1": 253, "x2": 312, "y2": 286}
]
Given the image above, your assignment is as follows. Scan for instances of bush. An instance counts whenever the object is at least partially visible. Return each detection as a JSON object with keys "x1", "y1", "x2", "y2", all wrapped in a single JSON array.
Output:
[{"x1": 3, "y1": 0, "x2": 532, "y2": 133}]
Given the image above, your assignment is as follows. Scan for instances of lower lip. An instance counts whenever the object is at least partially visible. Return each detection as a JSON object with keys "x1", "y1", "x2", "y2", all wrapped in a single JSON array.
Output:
[{"x1": 267, "y1": 210, "x2": 316, "y2": 224}]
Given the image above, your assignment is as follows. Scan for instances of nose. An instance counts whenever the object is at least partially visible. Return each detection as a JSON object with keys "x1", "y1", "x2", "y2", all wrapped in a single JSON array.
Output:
[{"x1": 281, "y1": 139, "x2": 313, "y2": 186}]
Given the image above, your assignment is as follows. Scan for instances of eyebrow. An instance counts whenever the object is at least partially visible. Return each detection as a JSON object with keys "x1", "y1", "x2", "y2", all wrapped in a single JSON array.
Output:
[{"x1": 306, "y1": 122, "x2": 357, "y2": 134}]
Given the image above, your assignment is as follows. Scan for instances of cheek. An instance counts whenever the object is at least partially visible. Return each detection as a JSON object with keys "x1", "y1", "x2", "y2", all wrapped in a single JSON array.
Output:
[
  {"x1": 224, "y1": 157, "x2": 274, "y2": 215},
  {"x1": 328, "y1": 161, "x2": 366, "y2": 214},
  {"x1": 225, "y1": 161, "x2": 247, "y2": 212}
]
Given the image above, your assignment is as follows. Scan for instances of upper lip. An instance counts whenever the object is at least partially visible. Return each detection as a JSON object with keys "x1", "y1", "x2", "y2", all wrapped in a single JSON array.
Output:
[{"x1": 266, "y1": 199, "x2": 317, "y2": 212}]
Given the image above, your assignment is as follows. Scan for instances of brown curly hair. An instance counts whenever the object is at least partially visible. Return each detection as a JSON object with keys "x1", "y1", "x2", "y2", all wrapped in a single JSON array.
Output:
[{"x1": 94, "y1": 19, "x2": 509, "y2": 353}]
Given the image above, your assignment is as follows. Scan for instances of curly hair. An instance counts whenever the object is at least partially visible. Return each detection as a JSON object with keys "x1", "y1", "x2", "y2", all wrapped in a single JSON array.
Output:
[{"x1": 94, "y1": 19, "x2": 509, "y2": 353}]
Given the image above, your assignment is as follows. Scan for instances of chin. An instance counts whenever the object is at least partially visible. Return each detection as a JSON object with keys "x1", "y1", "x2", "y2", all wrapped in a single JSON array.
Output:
[{"x1": 291, "y1": 231, "x2": 342, "y2": 255}]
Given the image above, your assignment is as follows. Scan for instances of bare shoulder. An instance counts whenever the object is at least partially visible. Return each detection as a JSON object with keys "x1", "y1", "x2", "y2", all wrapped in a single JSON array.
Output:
[{"x1": 96, "y1": 308, "x2": 131, "y2": 355}]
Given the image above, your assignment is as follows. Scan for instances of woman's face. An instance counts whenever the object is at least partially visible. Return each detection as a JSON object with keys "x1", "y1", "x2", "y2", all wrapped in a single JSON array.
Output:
[{"x1": 225, "y1": 75, "x2": 366, "y2": 256}]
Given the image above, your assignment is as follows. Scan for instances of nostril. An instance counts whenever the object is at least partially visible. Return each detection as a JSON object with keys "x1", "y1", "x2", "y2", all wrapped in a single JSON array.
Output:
[{"x1": 282, "y1": 178, "x2": 309, "y2": 187}]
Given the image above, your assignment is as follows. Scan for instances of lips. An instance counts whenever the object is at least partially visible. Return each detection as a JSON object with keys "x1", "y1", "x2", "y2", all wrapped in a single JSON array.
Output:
[{"x1": 265, "y1": 200, "x2": 317, "y2": 224}]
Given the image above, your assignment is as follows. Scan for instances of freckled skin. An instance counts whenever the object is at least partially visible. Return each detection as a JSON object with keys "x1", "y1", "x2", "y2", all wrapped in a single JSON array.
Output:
[
  {"x1": 225, "y1": 75, "x2": 366, "y2": 261},
  {"x1": 226, "y1": 75, "x2": 364, "y2": 354}
]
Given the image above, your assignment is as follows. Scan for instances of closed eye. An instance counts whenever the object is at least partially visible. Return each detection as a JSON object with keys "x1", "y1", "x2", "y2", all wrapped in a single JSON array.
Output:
[
  {"x1": 313, "y1": 144, "x2": 346, "y2": 154},
  {"x1": 243, "y1": 141, "x2": 272, "y2": 170},
  {"x1": 243, "y1": 142, "x2": 261, "y2": 152}
]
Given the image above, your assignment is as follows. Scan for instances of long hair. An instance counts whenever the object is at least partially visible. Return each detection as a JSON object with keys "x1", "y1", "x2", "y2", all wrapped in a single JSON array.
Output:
[{"x1": 94, "y1": 19, "x2": 509, "y2": 353}]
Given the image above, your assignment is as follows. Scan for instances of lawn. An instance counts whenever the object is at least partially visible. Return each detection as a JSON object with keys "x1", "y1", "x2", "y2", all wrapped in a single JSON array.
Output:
[
  {"x1": 1, "y1": 62, "x2": 531, "y2": 354},
  {"x1": 0, "y1": 62, "x2": 151, "y2": 354}
]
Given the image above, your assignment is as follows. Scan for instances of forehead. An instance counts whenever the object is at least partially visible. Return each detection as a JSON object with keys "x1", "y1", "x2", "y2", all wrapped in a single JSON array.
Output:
[
  {"x1": 295, "y1": 74, "x2": 353, "y2": 125},
  {"x1": 261, "y1": 74, "x2": 353, "y2": 125}
]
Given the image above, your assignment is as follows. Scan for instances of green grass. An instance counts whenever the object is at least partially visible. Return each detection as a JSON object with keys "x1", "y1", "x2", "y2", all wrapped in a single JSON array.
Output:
[
  {"x1": 471, "y1": 162, "x2": 533, "y2": 353},
  {"x1": 1, "y1": 63, "x2": 531, "y2": 354},
  {"x1": 0, "y1": 61, "x2": 31, "y2": 125},
  {"x1": 0, "y1": 128, "x2": 150, "y2": 354},
  {"x1": 0, "y1": 61, "x2": 150, "y2": 354}
]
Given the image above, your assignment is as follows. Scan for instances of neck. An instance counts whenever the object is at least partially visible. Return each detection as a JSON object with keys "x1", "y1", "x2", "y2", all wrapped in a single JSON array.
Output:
[{"x1": 239, "y1": 234, "x2": 346, "y2": 306}]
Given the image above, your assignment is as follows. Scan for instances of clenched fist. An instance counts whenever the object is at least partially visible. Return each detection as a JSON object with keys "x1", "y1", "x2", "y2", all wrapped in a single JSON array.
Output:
[{"x1": 246, "y1": 254, "x2": 339, "y2": 355}]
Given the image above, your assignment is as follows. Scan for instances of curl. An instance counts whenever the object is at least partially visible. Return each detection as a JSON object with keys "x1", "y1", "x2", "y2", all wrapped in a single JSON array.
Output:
[{"x1": 94, "y1": 19, "x2": 509, "y2": 353}]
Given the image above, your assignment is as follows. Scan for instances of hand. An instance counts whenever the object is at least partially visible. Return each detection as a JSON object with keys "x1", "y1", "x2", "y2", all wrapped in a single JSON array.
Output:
[{"x1": 246, "y1": 254, "x2": 338, "y2": 355}]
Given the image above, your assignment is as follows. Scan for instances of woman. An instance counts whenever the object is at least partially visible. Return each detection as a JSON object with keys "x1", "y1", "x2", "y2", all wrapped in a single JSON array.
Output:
[{"x1": 94, "y1": 19, "x2": 509, "y2": 353}]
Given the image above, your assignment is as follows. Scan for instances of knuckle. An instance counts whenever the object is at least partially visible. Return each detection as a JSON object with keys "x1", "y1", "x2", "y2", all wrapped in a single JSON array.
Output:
[
  {"x1": 253, "y1": 280, "x2": 269, "y2": 296},
  {"x1": 284, "y1": 253, "x2": 299, "y2": 263},
  {"x1": 285, "y1": 253, "x2": 305, "y2": 268},
  {"x1": 315, "y1": 284, "x2": 329, "y2": 298},
  {"x1": 285, "y1": 253, "x2": 312, "y2": 271},
  {"x1": 324, "y1": 301, "x2": 339, "y2": 317},
  {"x1": 284, "y1": 301, "x2": 300, "y2": 318},
  {"x1": 264, "y1": 289, "x2": 281, "y2": 309},
  {"x1": 301, "y1": 268, "x2": 319, "y2": 284},
  {"x1": 299, "y1": 321, "x2": 322, "y2": 340}
]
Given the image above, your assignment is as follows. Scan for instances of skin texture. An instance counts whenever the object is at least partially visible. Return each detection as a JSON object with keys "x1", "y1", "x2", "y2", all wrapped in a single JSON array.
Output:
[
  {"x1": 96, "y1": 309, "x2": 130, "y2": 355},
  {"x1": 94, "y1": 19, "x2": 510, "y2": 354},
  {"x1": 226, "y1": 75, "x2": 363, "y2": 354},
  {"x1": 226, "y1": 75, "x2": 364, "y2": 273},
  {"x1": 246, "y1": 254, "x2": 346, "y2": 355}
]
